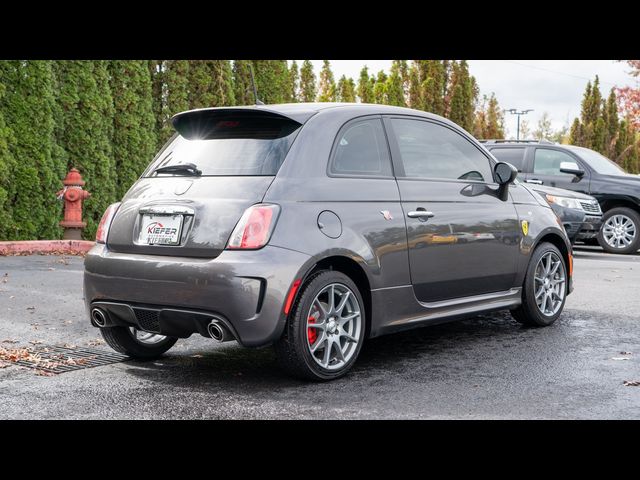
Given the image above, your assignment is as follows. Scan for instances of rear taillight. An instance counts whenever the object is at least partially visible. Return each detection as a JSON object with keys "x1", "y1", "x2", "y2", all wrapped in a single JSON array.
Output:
[
  {"x1": 226, "y1": 204, "x2": 280, "y2": 250},
  {"x1": 95, "y1": 202, "x2": 121, "y2": 244}
]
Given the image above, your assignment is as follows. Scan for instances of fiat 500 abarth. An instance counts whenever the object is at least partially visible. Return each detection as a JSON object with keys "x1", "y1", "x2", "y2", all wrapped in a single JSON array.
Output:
[{"x1": 84, "y1": 103, "x2": 573, "y2": 380}]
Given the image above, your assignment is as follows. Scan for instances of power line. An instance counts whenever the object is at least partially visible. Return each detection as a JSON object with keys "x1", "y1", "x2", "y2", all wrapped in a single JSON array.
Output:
[{"x1": 502, "y1": 60, "x2": 619, "y2": 87}]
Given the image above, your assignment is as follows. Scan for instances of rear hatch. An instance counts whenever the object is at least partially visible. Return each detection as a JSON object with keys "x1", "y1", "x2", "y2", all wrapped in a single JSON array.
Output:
[{"x1": 107, "y1": 108, "x2": 305, "y2": 258}]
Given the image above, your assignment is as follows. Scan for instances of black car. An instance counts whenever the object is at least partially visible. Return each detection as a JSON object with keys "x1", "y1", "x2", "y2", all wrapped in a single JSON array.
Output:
[
  {"x1": 526, "y1": 184, "x2": 602, "y2": 244},
  {"x1": 484, "y1": 140, "x2": 640, "y2": 254}
]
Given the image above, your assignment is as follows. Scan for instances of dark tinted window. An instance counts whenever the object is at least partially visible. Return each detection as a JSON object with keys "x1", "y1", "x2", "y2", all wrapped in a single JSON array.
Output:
[
  {"x1": 533, "y1": 148, "x2": 576, "y2": 176},
  {"x1": 145, "y1": 118, "x2": 300, "y2": 176},
  {"x1": 391, "y1": 119, "x2": 493, "y2": 182},
  {"x1": 330, "y1": 119, "x2": 392, "y2": 176},
  {"x1": 490, "y1": 147, "x2": 526, "y2": 171}
]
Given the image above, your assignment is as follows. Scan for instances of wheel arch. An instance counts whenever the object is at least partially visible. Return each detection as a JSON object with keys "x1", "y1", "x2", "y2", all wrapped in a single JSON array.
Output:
[
  {"x1": 532, "y1": 232, "x2": 572, "y2": 286},
  {"x1": 599, "y1": 196, "x2": 640, "y2": 214},
  {"x1": 299, "y1": 255, "x2": 372, "y2": 339}
]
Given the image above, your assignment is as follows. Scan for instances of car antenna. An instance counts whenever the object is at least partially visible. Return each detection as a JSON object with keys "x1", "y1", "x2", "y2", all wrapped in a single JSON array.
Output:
[{"x1": 249, "y1": 64, "x2": 265, "y2": 105}]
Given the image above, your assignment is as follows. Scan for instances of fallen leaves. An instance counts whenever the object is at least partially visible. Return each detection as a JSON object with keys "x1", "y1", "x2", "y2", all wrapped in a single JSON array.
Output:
[
  {"x1": 1, "y1": 339, "x2": 18, "y2": 344},
  {"x1": 623, "y1": 381, "x2": 640, "y2": 387},
  {"x1": 0, "y1": 346, "x2": 95, "y2": 375},
  {"x1": 87, "y1": 339, "x2": 105, "y2": 346},
  {"x1": 29, "y1": 340, "x2": 43, "y2": 346},
  {"x1": 2, "y1": 273, "x2": 7, "y2": 283}
]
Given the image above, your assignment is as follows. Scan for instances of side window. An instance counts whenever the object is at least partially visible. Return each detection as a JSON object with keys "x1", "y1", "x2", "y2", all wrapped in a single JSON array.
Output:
[
  {"x1": 489, "y1": 147, "x2": 526, "y2": 172},
  {"x1": 330, "y1": 118, "x2": 392, "y2": 177},
  {"x1": 390, "y1": 118, "x2": 493, "y2": 182},
  {"x1": 533, "y1": 148, "x2": 576, "y2": 175}
]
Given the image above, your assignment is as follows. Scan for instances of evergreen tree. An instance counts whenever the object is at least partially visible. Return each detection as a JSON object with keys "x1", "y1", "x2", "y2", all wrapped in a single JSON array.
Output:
[
  {"x1": 233, "y1": 60, "x2": 254, "y2": 106},
  {"x1": 386, "y1": 61, "x2": 406, "y2": 107},
  {"x1": 0, "y1": 61, "x2": 63, "y2": 240},
  {"x1": 188, "y1": 60, "x2": 235, "y2": 109},
  {"x1": 299, "y1": 60, "x2": 316, "y2": 103},
  {"x1": 109, "y1": 61, "x2": 158, "y2": 198},
  {"x1": 604, "y1": 89, "x2": 619, "y2": 157},
  {"x1": 159, "y1": 60, "x2": 190, "y2": 145},
  {"x1": 288, "y1": 61, "x2": 299, "y2": 102},
  {"x1": 317, "y1": 60, "x2": 336, "y2": 102},
  {"x1": 419, "y1": 60, "x2": 446, "y2": 115},
  {"x1": 447, "y1": 61, "x2": 476, "y2": 131},
  {"x1": 337, "y1": 75, "x2": 356, "y2": 102},
  {"x1": 408, "y1": 64, "x2": 423, "y2": 110},
  {"x1": 251, "y1": 60, "x2": 289, "y2": 104},
  {"x1": 373, "y1": 71, "x2": 388, "y2": 104},
  {"x1": 357, "y1": 66, "x2": 374, "y2": 103},
  {"x1": 55, "y1": 60, "x2": 116, "y2": 238},
  {"x1": 473, "y1": 93, "x2": 504, "y2": 139},
  {"x1": 149, "y1": 60, "x2": 164, "y2": 147},
  {"x1": 569, "y1": 117, "x2": 582, "y2": 145},
  {"x1": 0, "y1": 78, "x2": 16, "y2": 240}
]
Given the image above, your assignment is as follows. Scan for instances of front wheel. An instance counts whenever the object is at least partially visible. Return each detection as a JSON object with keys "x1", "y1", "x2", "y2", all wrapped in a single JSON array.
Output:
[
  {"x1": 598, "y1": 207, "x2": 640, "y2": 254},
  {"x1": 275, "y1": 271, "x2": 366, "y2": 381},
  {"x1": 100, "y1": 326, "x2": 177, "y2": 359},
  {"x1": 511, "y1": 242, "x2": 567, "y2": 327}
]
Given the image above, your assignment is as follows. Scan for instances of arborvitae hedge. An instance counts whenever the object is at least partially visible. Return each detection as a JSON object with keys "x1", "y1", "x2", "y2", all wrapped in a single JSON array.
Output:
[
  {"x1": 55, "y1": 60, "x2": 116, "y2": 239},
  {"x1": 0, "y1": 61, "x2": 63, "y2": 240},
  {"x1": 110, "y1": 61, "x2": 157, "y2": 199},
  {"x1": 0, "y1": 78, "x2": 15, "y2": 240}
]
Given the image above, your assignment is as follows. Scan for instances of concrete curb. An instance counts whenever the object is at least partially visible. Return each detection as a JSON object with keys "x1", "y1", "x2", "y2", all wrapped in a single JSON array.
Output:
[{"x1": 0, "y1": 240, "x2": 95, "y2": 256}]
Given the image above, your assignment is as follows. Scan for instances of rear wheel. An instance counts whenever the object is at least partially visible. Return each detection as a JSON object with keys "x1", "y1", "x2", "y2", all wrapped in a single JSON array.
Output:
[
  {"x1": 511, "y1": 242, "x2": 567, "y2": 327},
  {"x1": 275, "y1": 270, "x2": 366, "y2": 381},
  {"x1": 100, "y1": 326, "x2": 177, "y2": 359},
  {"x1": 598, "y1": 207, "x2": 640, "y2": 254}
]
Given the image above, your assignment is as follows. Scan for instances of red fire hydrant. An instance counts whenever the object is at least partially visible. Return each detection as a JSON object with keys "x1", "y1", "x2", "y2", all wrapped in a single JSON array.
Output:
[{"x1": 57, "y1": 168, "x2": 91, "y2": 240}]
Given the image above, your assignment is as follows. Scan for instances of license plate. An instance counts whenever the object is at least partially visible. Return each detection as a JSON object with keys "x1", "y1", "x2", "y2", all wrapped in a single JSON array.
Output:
[{"x1": 139, "y1": 214, "x2": 183, "y2": 245}]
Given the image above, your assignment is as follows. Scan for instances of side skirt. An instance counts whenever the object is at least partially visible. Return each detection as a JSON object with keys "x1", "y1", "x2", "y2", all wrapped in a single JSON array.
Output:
[{"x1": 369, "y1": 285, "x2": 522, "y2": 337}]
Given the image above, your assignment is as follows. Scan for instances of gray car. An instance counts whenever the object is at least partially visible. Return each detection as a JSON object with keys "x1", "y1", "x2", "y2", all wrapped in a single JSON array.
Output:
[{"x1": 84, "y1": 103, "x2": 573, "y2": 380}]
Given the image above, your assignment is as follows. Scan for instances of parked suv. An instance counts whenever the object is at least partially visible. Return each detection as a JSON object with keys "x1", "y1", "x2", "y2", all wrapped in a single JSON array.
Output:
[
  {"x1": 84, "y1": 104, "x2": 573, "y2": 380},
  {"x1": 484, "y1": 140, "x2": 640, "y2": 254}
]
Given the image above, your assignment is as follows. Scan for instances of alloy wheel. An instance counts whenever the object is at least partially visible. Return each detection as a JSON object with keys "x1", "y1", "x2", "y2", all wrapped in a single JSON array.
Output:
[
  {"x1": 129, "y1": 327, "x2": 167, "y2": 345},
  {"x1": 602, "y1": 214, "x2": 636, "y2": 249},
  {"x1": 533, "y1": 251, "x2": 566, "y2": 316},
  {"x1": 306, "y1": 283, "x2": 362, "y2": 371}
]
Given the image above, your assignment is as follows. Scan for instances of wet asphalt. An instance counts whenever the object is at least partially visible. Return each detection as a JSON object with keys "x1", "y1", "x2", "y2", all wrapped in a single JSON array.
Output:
[{"x1": 0, "y1": 247, "x2": 639, "y2": 419}]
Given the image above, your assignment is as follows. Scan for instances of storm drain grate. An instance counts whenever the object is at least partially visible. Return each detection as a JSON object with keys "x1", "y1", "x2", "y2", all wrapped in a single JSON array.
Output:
[{"x1": 13, "y1": 345, "x2": 128, "y2": 374}]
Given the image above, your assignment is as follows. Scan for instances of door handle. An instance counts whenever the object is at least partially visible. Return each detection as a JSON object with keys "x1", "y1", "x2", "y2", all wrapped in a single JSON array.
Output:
[
  {"x1": 526, "y1": 179, "x2": 543, "y2": 185},
  {"x1": 407, "y1": 210, "x2": 435, "y2": 219}
]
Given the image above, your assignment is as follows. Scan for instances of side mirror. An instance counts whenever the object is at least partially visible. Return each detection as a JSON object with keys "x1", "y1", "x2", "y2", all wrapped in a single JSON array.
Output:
[
  {"x1": 559, "y1": 161, "x2": 585, "y2": 177},
  {"x1": 494, "y1": 162, "x2": 518, "y2": 201}
]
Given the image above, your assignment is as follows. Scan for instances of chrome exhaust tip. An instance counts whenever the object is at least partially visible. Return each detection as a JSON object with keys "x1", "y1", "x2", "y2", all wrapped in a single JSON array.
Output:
[
  {"x1": 91, "y1": 308, "x2": 108, "y2": 328},
  {"x1": 207, "y1": 321, "x2": 225, "y2": 341}
]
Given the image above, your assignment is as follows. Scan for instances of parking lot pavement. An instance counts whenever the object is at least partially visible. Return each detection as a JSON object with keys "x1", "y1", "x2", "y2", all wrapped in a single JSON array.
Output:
[{"x1": 1, "y1": 249, "x2": 639, "y2": 419}]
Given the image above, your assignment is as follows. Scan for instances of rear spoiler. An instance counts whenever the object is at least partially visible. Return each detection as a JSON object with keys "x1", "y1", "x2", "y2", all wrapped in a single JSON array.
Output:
[{"x1": 171, "y1": 107, "x2": 313, "y2": 140}]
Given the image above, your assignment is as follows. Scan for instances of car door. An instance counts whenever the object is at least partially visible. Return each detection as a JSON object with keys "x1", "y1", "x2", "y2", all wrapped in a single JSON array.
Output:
[
  {"x1": 384, "y1": 116, "x2": 521, "y2": 303},
  {"x1": 525, "y1": 147, "x2": 591, "y2": 193}
]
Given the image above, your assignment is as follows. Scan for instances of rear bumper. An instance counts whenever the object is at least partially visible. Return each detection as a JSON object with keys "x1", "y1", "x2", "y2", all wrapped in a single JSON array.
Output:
[{"x1": 83, "y1": 244, "x2": 311, "y2": 347}]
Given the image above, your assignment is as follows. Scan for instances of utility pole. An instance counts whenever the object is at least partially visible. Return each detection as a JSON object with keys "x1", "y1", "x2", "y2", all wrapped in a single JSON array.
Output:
[{"x1": 506, "y1": 109, "x2": 533, "y2": 140}]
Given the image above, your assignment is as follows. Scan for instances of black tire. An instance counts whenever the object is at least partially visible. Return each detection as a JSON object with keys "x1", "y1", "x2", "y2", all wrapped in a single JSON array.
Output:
[
  {"x1": 511, "y1": 242, "x2": 567, "y2": 327},
  {"x1": 100, "y1": 326, "x2": 177, "y2": 360},
  {"x1": 597, "y1": 207, "x2": 640, "y2": 254},
  {"x1": 275, "y1": 270, "x2": 366, "y2": 381}
]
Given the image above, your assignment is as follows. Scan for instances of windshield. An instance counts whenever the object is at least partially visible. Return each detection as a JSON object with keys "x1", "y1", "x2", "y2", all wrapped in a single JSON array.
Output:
[
  {"x1": 566, "y1": 146, "x2": 628, "y2": 176},
  {"x1": 145, "y1": 118, "x2": 300, "y2": 177}
]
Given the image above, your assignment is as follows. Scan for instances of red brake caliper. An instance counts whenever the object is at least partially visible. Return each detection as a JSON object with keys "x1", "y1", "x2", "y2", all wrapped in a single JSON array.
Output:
[{"x1": 308, "y1": 314, "x2": 318, "y2": 345}]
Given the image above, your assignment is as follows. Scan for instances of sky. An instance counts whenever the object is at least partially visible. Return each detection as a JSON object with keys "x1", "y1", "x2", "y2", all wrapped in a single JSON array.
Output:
[{"x1": 294, "y1": 60, "x2": 637, "y2": 137}]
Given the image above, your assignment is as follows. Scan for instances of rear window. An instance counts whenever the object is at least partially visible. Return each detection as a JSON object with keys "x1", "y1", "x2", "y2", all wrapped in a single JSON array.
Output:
[
  {"x1": 490, "y1": 147, "x2": 526, "y2": 171},
  {"x1": 146, "y1": 116, "x2": 301, "y2": 177}
]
